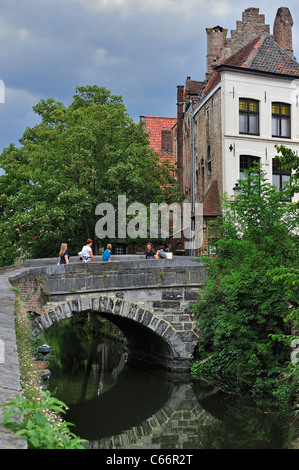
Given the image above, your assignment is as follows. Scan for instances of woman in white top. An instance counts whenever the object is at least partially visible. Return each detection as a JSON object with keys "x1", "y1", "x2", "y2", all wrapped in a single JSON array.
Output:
[
  {"x1": 81, "y1": 238, "x2": 95, "y2": 262},
  {"x1": 165, "y1": 248, "x2": 173, "y2": 259}
]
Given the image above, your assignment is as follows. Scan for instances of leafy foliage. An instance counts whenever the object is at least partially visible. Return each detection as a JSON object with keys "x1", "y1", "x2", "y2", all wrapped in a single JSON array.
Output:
[
  {"x1": 192, "y1": 164, "x2": 299, "y2": 397},
  {"x1": 1, "y1": 391, "x2": 86, "y2": 449},
  {"x1": 0, "y1": 85, "x2": 182, "y2": 265},
  {"x1": 195, "y1": 392, "x2": 292, "y2": 449},
  {"x1": 275, "y1": 144, "x2": 299, "y2": 204}
]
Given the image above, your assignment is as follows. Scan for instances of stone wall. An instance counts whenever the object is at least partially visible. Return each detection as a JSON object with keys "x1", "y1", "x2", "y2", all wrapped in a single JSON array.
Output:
[{"x1": 0, "y1": 271, "x2": 27, "y2": 449}]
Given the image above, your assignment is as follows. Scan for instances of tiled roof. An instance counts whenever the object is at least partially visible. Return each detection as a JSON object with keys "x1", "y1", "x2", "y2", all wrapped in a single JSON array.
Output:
[
  {"x1": 141, "y1": 116, "x2": 177, "y2": 154},
  {"x1": 203, "y1": 34, "x2": 299, "y2": 96},
  {"x1": 186, "y1": 79, "x2": 205, "y2": 96},
  {"x1": 222, "y1": 34, "x2": 299, "y2": 75},
  {"x1": 203, "y1": 178, "x2": 222, "y2": 216},
  {"x1": 203, "y1": 70, "x2": 221, "y2": 96}
]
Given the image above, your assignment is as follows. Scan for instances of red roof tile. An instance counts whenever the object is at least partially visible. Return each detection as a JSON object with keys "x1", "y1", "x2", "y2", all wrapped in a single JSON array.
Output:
[
  {"x1": 141, "y1": 116, "x2": 177, "y2": 154},
  {"x1": 221, "y1": 33, "x2": 299, "y2": 75}
]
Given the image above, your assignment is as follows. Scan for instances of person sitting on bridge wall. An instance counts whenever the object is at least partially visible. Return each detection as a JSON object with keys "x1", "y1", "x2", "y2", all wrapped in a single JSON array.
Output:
[
  {"x1": 145, "y1": 243, "x2": 156, "y2": 259},
  {"x1": 58, "y1": 243, "x2": 69, "y2": 264},
  {"x1": 165, "y1": 247, "x2": 173, "y2": 259},
  {"x1": 154, "y1": 247, "x2": 167, "y2": 259},
  {"x1": 80, "y1": 239, "x2": 96, "y2": 262},
  {"x1": 102, "y1": 243, "x2": 112, "y2": 262}
]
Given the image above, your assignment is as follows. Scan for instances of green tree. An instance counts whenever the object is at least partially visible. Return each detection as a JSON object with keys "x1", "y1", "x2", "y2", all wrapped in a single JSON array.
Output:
[
  {"x1": 0, "y1": 86, "x2": 182, "y2": 264},
  {"x1": 273, "y1": 144, "x2": 299, "y2": 336},
  {"x1": 191, "y1": 164, "x2": 299, "y2": 397},
  {"x1": 275, "y1": 144, "x2": 299, "y2": 203}
]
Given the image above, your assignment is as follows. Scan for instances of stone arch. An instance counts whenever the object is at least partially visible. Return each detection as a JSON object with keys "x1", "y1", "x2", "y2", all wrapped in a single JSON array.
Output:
[{"x1": 33, "y1": 293, "x2": 198, "y2": 371}]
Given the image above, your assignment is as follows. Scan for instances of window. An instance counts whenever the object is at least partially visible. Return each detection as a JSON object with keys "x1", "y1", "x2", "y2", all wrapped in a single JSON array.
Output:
[
  {"x1": 240, "y1": 155, "x2": 260, "y2": 180},
  {"x1": 272, "y1": 102, "x2": 291, "y2": 138},
  {"x1": 114, "y1": 244, "x2": 127, "y2": 255},
  {"x1": 272, "y1": 159, "x2": 291, "y2": 191},
  {"x1": 207, "y1": 144, "x2": 211, "y2": 174},
  {"x1": 239, "y1": 99, "x2": 259, "y2": 135}
]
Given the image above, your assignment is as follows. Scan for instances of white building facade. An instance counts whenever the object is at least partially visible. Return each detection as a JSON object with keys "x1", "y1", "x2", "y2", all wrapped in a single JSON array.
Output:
[
  {"x1": 176, "y1": 7, "x2": 299, "y2": 254},
  {"x1": 220, "y1": 69, "x2": 299, "y2": 201}
]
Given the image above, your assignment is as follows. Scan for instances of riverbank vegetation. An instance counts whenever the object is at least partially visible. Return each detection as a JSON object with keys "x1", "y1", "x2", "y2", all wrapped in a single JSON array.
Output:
[
  {"x1": 0, "y1": 296, "x2": 87, "y2": 448},
  {"x1": 191, "y1": 159, "x2": 299, "y2": 416}
]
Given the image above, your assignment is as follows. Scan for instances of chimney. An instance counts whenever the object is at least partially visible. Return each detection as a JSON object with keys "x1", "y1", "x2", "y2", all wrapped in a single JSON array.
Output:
[
  {"x1": 206, "y1": 25, "x2": 227, "y2": 80},
  {"x1": 161, "y1": 127, "x2": 172, "y2": 154},
  {"x1": 273, "y1": 7, "x2": 294, "y2": 57}
]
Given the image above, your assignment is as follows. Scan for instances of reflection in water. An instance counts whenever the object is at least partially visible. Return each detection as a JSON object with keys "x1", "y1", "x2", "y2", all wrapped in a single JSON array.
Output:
[
  {"x1": 41, "y1": 319, "x2": 293, "y2": 449},
  {"x1": 65, "y1": 367, "x2": 217, "y2": 449}
]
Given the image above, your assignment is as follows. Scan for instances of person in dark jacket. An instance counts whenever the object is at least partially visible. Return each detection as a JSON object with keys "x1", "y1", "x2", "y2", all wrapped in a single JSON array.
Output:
[{"x1": 145, "y1": 243, "x2": 156, "y2": 259}]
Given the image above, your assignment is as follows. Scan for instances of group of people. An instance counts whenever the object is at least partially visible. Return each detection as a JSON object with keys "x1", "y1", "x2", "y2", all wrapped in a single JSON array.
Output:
[
  {"x1": 145, "y1": 243, "x2": 173, "y2": 260},
  {"x1": 58, "y1": 240, "x2": 173, "y2": 264},
  {"x1": 58, "y1": 239, "x2": 111, "y2": 264}
]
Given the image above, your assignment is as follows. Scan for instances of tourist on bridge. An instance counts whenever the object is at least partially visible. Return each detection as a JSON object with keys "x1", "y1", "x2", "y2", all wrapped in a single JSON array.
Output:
[
  {"x1": 165, "y1": 247, "x2": 173, "y2": 259},
  {"x1": 80, "y1": 239, "x2": 96, "y2": 262},
  {"x1": 145, "y1": 243, "x2": 156, "y2": 259},
  {"x1": 58, "y1": 243, "x2": 69, "y2": 264},
  {"x1": 102, "y1": 243, "x2": 112, "y2": 262},
  {"x1": 154, "y1": 247, "x2": 167, "y2": 259}
]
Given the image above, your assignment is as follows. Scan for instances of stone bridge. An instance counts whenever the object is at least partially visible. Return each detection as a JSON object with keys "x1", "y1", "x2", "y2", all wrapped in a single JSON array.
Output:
[{"x1": 9, "y1": 256, "x2": 207, "y2": 372}]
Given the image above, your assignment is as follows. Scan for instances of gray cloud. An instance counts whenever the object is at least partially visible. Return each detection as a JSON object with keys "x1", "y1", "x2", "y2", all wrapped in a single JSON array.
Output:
[{"x1": 0, "y1": 0, "x2": 298, "y2": 151}]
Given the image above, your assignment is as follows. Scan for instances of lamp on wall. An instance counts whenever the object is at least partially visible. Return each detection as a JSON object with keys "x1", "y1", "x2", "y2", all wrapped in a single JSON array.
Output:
[
  {"x1": 233, "y1": 183, "x2": 241, "y2": 194},
  {"x1": 229, "y1": 144, "x2": 234, "y2": 152}
]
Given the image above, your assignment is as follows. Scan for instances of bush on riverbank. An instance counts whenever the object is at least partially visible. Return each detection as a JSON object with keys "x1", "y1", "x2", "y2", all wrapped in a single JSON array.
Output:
[{"x1": 191, "y1": 165, "x2": 299, "y2": 402}]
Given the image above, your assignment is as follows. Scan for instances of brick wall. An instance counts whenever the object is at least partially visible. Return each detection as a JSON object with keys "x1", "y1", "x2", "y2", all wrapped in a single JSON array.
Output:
[
  {"x1": 205, "y1": 7, "x2": 271, "y2": 79},
  {"x1": 193, "y1": 87, "x2": 222, "y2": 204},
  {"x1": 11, "y1": 275, "x2": 43, "y2": 315},
  {"x1": 227, "y1": 7, "x2": 270, "y2": 56}
]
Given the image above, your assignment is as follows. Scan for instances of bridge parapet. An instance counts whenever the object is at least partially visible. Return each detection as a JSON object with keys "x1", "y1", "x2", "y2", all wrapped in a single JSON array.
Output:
[{"x1": 42, "y1": 258, "x2": 206, "y2": 295}]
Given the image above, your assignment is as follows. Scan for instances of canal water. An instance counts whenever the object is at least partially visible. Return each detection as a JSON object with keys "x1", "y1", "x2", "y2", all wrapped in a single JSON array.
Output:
[{"x1": 40, "y1": 317, "x2": 293, "y2": 449}]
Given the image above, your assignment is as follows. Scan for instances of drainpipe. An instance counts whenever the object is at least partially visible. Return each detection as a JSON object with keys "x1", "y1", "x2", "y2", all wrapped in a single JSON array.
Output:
[{"x1": 190, "y1": 100, "x2": 195, "y2": 256}]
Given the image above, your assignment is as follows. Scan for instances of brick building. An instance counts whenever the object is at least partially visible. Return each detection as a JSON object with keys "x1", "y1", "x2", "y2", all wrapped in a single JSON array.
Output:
[
  {"x1": 175, "y1": 7, "x2": 299, "y2": 255},
  {"x1": 139, "y1": 115, "x2": 188, "y2": 256}
]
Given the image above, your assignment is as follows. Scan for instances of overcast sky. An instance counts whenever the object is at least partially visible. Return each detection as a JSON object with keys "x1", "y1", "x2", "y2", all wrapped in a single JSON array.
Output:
[{"x1": 0, "y1": 0, "x2": 298, "y2": 153}]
